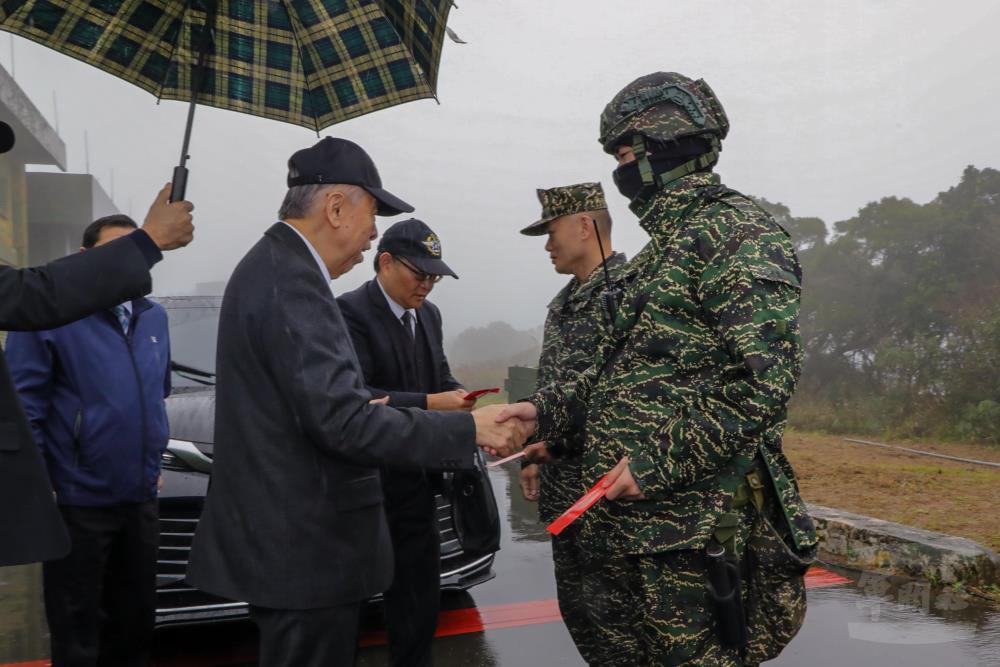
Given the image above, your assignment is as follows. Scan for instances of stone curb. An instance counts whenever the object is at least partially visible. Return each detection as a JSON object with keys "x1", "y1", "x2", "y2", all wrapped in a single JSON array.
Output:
[{"x1": 809, "y1": 504, "x2": 1000, "y2": 586}]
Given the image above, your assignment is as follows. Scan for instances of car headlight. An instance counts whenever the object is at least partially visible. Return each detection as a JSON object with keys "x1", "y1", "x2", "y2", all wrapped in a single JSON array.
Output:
[{"x1": 162, "y1": 439, "x2": 213, "y2": 473}]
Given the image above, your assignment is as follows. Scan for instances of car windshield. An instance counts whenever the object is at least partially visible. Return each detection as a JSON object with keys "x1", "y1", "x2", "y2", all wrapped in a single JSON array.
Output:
[{"x1": 156, "y1": 296, "x2": 221, "y2": 389}]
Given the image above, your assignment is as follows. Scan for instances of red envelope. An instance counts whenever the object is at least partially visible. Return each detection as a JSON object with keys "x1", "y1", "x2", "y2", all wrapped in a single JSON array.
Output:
[
  {"x1": 462, "y1": 387, "x2": 500, "y2": 401},
  {"x1": 546, "y1": 473, "x2": 610, "y2": 536}
]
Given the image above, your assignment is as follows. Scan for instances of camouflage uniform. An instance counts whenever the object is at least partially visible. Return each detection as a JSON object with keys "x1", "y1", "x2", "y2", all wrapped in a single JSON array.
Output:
[
  {"x1": 533, "y1": 250, "x2": 627, "y2": 525},
  {"x1": 528, "y1": 73, "x2": 817, "y2": 666},
  {"x1": 521, "y1": 183, "x2": 628, "y2": 664}
]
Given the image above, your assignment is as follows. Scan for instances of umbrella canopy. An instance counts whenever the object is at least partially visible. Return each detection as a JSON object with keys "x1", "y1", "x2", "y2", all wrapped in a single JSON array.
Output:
[{"x1": 0, "y1": 0, "x2": 454, "y2": 130}]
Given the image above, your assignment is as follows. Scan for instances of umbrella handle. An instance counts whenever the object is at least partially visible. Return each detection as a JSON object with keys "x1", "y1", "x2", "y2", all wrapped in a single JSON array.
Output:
[{"x1": 170, "y1": 166, "x2": 189, "y2": 202}]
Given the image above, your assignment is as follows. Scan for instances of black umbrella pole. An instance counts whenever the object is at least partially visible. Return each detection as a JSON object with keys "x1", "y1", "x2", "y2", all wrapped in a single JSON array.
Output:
[
  {"x1": 170, "y1": 1, "x2": 216, "y2": 203},
  {"x1": 170, "y1": 165, "x2": 189, "y2": 203},
  {"x1": 170, "y1": 89, "x2": 199, "y2": 203}
]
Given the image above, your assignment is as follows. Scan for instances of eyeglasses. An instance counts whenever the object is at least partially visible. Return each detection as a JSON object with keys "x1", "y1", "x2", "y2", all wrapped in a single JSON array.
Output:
[{"x1": 394, "y1": 256, "x2": 443, "y2": 284}]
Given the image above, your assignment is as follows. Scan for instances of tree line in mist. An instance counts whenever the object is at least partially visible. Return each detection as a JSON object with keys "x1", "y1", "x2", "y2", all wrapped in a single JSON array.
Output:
[{"x1": 762, "y1": 165, "x2": 1000, "y2": 444}]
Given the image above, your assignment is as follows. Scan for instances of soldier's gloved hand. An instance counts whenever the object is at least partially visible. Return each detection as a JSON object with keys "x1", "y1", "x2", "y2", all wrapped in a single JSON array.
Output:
[
  {"x1": 603, "y1": 457, "x2": 646, "y2": 501},
  {"x1": 519, "y1": 464, "x2": 540, "y2": 502},
  {"x1": 523, "y1": 442, "x2": 553, "y2": 465}
]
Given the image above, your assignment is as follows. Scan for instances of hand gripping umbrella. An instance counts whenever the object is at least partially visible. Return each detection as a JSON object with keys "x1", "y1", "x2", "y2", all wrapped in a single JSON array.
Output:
[{"x1": 1, "y1": 0, "x2": 457, "y2": 200}]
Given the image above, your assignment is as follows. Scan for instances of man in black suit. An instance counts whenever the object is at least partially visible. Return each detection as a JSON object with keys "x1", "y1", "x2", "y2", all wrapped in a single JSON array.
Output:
[
  {"x1": 338, "y1": 218, "x2": 473, "y2": 667},
  {"x1": 185, "y1": 138, "x2": 529, "y2": 667},
  {"x1": 0, "y1": 119, "x2": 195, "y2": 568}
]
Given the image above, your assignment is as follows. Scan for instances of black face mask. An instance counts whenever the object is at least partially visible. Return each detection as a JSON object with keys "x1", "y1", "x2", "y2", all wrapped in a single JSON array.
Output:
[
  {"x1": 613, "y1": 136, "x2": 714, "y2": 202},
  {"x1": 612, "y1": 160, "x2": 649, "y2": 202}
]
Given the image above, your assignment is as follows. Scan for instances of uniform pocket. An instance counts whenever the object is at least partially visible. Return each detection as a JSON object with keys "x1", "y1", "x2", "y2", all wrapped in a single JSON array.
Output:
[
  {"x1": 743, "y1": 509, "x2": 816, "y2": 664},
  {"x1": 336, "y1": 475, "x2": 384, "y2": 512},
  {"x1": 748, "y1": 264, "x2": 801, "y2": 291}
]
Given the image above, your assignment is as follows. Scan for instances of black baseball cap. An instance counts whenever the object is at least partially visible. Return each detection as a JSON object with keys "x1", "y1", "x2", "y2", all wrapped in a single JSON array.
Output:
[
  {"x1": 286, "y1": 137, "x2": 414, "y2": 216},
  {"x1": 377, "y1": 218, "x2": 458, "y2": 279}
]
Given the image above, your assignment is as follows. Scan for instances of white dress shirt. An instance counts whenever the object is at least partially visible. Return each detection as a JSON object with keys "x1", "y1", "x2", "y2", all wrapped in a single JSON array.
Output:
[{"x1": 376, "y1": 276, "x2": 417, "y2": 337}]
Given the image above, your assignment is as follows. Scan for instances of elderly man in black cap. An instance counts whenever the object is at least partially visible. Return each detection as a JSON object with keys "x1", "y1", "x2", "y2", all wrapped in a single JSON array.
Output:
[
  {"x1": 338, "y1": 218, "x2": 470, "y2": 667},
  {"x1": 186, "y1": 138, "x2": 531, "y2": 667}
]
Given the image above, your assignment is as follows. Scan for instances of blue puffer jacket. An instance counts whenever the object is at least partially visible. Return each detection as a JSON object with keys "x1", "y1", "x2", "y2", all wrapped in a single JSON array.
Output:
[{"x1": 4, "y1": 298, "x2": 171, "y2": 506}]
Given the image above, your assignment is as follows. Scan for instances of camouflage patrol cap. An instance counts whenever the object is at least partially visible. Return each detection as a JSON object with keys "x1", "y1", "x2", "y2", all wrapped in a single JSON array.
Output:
[
  {"x1": 520, "y1": 182, "x2": 607, "y2": 236},
  {"x1": 598, "y1": 72, "x2": 730, "y2": 154}
]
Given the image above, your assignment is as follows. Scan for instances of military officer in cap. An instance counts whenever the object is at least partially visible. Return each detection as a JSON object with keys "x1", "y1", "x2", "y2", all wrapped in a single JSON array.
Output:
[
  {"x1": 497, "y1": 74, "x2": 817, "y2": 666},
  {"x1": 187, "y1": 138, "x2": 531, "y2": 667},
  {"x1": 517, "y1": 182, "x2": 627, "y2": 664},
  {"x1": 338, "y1": 219, "x2": 469, "y2": 667}
]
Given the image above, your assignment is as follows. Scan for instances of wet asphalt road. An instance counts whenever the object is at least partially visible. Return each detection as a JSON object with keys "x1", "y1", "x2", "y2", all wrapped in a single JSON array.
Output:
[{"x1": 2, "y1": 465, "x2": 998, "y2": 666}]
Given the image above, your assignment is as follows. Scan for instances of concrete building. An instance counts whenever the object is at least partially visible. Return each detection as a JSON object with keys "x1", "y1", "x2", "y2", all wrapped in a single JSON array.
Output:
[
  {"x1": 0, "y1": 64, "x2": 66, "y2": 267},
  {"x1": 26, "y1": 172, "x2": 118, "y2": 264},
  {"x1": 0, "y1": 64, "x2": 118, "y2": 268}
]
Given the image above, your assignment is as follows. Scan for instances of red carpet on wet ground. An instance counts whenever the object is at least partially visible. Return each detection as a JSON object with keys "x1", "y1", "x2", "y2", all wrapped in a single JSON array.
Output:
[
  {"x1": 3, "y1": 567, "x2": 851, "y2": 667},
  {"x1": 366, "y1": 565, "x2": 850, "y2": 645}
]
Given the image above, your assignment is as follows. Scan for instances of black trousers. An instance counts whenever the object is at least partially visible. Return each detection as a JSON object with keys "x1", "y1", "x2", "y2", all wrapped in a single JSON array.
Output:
[
  {"x1": 251, "y1": 602, "x2": 362, "y2": 667},
  {"x1": 382, "y1": 469, "x2": 441, "y2": 667},
  {"x1": 43, "y1": 500, "x2": 158, "y2": 667}
]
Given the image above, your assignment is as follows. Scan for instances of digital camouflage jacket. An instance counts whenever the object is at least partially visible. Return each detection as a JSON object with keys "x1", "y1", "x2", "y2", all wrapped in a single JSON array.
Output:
[
  {"x1": 529, "y1": 171, "x2": 817, "y2": 556},
  {"x1": 536, "y1": 252, "x2": 628, "y2": 524}
]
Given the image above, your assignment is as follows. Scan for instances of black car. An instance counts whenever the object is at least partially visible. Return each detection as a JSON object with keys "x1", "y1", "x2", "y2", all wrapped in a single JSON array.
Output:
[{"x1": 155, "y1": 296, "x2": 498, "y2": 626}]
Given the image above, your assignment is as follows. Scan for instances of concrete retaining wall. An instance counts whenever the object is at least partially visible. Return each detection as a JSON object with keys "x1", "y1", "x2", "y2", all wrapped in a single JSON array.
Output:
[{"x1": 809, "y1": 504, "x2": 1000, "y2": 586}]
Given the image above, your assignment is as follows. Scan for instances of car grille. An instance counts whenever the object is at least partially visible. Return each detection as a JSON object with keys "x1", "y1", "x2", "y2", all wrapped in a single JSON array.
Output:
[
  {"x1": 156, "y1": 499, "x2": 227, "y2": 614},
  {"x1": 156, "y1": 494, "x2": 486, "y2": 623}
]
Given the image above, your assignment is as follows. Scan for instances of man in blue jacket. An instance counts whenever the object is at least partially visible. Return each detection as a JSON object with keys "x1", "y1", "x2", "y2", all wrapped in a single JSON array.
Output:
[{"x1": 5, "y1": 214, "x2": 171, "y2": 667}]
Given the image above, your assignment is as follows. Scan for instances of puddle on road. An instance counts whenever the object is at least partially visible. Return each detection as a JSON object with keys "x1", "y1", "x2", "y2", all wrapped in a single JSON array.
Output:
[{"x1": 790, "y1": 566, "x2": 1000, "y2": 666}]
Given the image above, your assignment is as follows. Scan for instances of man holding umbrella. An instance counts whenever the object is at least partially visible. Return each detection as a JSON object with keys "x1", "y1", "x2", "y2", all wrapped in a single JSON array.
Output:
[
  {"x1": 0, "y1": 121, "x2": 195, "y2": 571},
  {"x1": 186, "y1": 137, "x2": 531, "y2": 667}
]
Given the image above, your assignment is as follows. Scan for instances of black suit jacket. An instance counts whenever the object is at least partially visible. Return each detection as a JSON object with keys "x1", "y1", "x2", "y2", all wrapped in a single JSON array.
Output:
[
  {"x1": 337, "y1": 279, "x2": 462, "y2": 409},
  {"x1": 0, "y1": 235, "x2": 154, "y2": 566},
  {"x1": 185, "y1": 223, "x2": 476, "y2": 610}
]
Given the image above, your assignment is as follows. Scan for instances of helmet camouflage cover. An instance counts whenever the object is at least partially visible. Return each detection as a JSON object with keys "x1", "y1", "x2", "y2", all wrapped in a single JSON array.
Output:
[{"x1": 598, "y1": 72, "x2": 730, "y2": 154}]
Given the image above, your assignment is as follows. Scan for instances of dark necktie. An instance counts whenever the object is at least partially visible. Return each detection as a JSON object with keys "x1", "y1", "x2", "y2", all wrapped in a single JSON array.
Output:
[{"x1": 401, "y1": 311, "x2": 415, "y2": 344}]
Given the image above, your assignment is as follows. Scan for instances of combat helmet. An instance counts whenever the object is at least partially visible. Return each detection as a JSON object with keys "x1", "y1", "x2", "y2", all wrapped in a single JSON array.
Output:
[{"x1": 599, "y1": 72, "x2": 729, "y2": 200}]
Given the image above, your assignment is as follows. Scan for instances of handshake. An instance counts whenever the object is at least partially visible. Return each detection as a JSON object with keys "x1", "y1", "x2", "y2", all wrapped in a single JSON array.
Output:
[{"x1": 470, "y1": 402, "x2": 539, "y2": 458}]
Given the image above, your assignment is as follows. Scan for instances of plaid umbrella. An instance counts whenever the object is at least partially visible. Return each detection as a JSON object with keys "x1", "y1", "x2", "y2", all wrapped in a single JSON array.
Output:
[{"x1": 1, "y1": 0, "x2": 456, "y2": 196}]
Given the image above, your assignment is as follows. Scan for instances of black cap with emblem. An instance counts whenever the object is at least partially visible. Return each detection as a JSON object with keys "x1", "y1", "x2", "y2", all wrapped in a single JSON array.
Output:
[
  {"x1": 377, "y1": 218, "x2": 458, "y2": 279},
  {"x1": 286, "y1": 137, "x2": 414, "y2": 216}
]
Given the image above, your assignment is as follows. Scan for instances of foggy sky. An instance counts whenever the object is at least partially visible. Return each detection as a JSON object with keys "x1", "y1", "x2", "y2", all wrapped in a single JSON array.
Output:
[{"x1": 11, "y1": 0, "x2": 1000, "y2": 336}]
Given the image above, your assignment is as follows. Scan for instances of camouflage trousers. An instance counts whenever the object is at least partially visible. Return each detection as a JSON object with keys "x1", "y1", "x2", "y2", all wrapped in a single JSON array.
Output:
[
  {"x1": 539, "y1": 458, "x2": 610, "y2": 663},
  {"x1": 550, "y1": 524, "x2": 605, "y2": 665},
  {"x1": 577, "y1": 549, "x2": 751, "y2": 667}
]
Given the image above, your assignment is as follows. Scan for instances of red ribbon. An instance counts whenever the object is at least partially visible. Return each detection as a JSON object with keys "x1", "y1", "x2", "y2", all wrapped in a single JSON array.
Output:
[{"x1": 546, "y1": 473, "x2": 609, "y2": 536}]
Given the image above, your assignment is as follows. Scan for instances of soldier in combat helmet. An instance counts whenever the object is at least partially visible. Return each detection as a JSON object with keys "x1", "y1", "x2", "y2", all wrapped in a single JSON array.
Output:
[{"x1": 497, "y1": 72, "x2": 818, "y2": 666}]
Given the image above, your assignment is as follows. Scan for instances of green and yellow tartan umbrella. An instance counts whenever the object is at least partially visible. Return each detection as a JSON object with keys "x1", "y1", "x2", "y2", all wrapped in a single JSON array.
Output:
[{"x1": 1, "y1": 0, "x2": 456, "y2": 197}]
